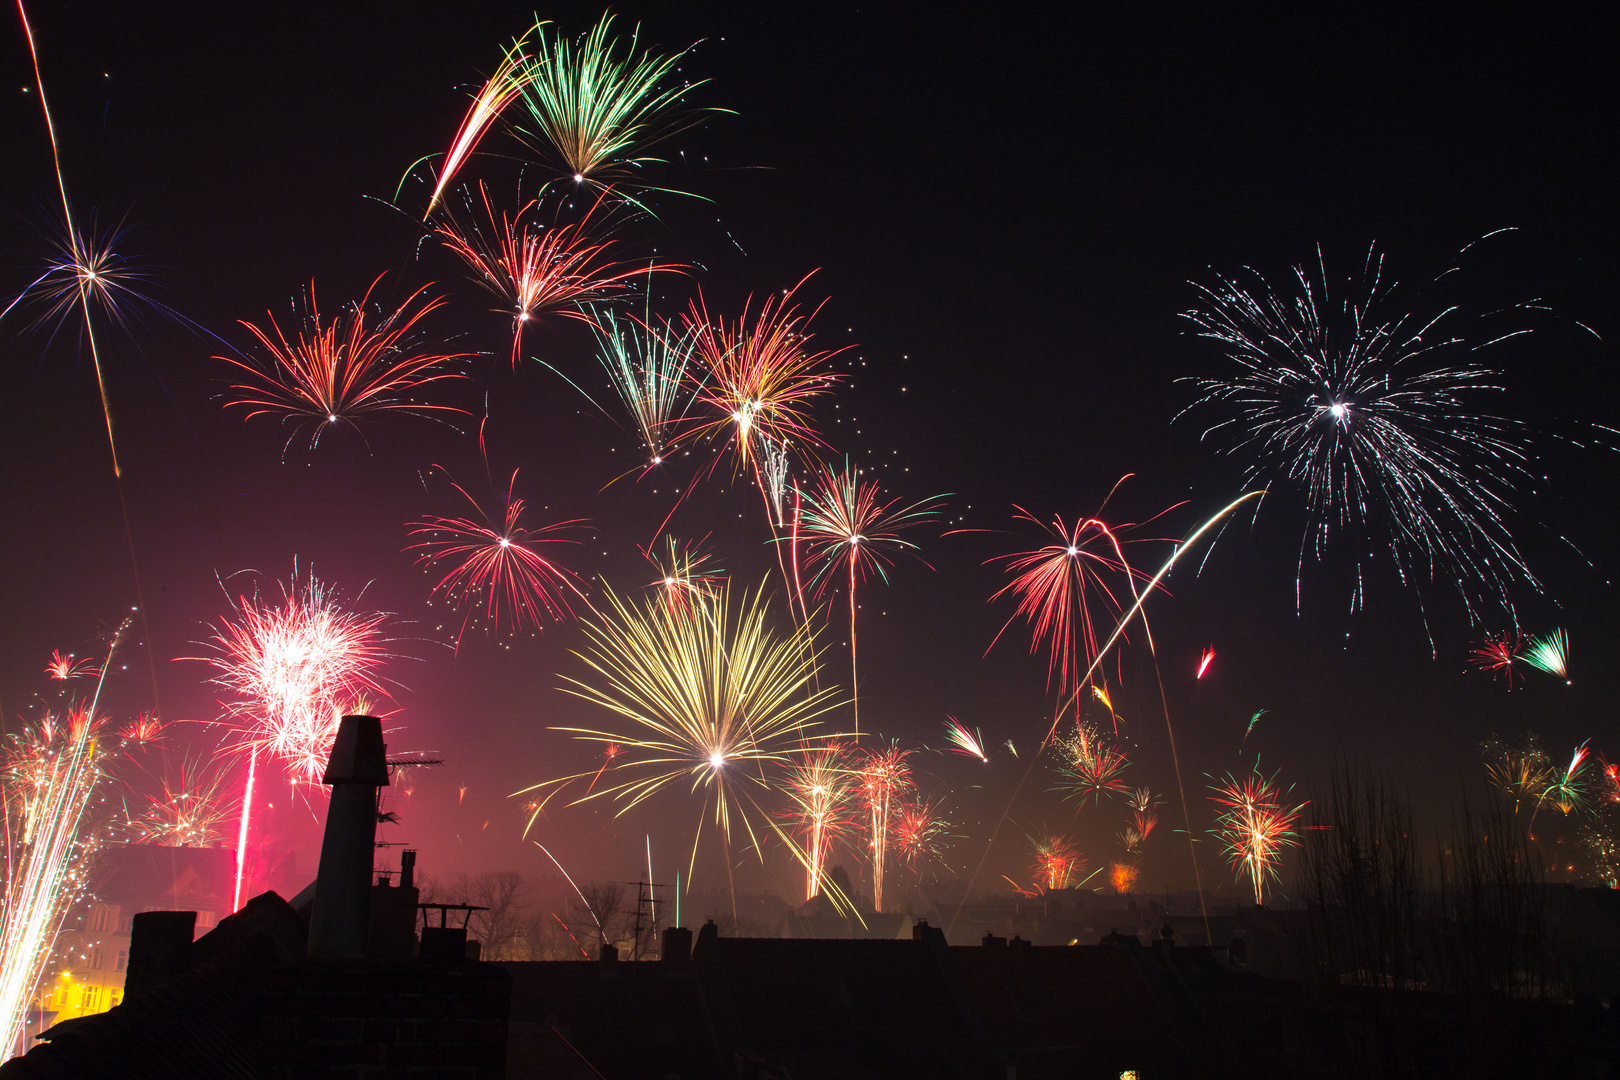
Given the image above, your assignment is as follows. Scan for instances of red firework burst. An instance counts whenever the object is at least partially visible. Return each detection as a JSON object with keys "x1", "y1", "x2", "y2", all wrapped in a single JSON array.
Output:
[
  {"x1": 436, "y1": 182, "x2": 679, "y2": 363},
  {"x1": 1469, "y1": 632, "x2": 1523, "y2": 687},
  {"x1": 408, "y1": 469, "x2": 586, "y2": 640},
  {"x1": 219, "y1": 275, "x2": 471, "y2": 448},
  {"x1": 43, "y1": 650, "x2": 96, "y2": 681}
]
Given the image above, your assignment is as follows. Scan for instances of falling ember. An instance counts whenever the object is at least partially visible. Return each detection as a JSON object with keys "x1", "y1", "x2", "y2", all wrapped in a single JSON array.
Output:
[{"x1": 1196, "y1": 646, "x2": 1216, "y2": 679}]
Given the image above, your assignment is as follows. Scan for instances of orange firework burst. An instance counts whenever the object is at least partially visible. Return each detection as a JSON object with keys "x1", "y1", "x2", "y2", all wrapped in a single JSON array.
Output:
[
  {"x1": 436, "y1": 183, "x2": 679, "y2": 363},
  {"x1": 408, "y1": 469, "x2": 586, "y2": 641},
  {"x1": 1110, "y1": 862, "x2": 1140, "y2": 894},
  {"x1": 219, "y1": 275, "x2": 471, "y2": 449},
  {"x1": 677, "y1": 274, "x2": 848, "y2": 476}
]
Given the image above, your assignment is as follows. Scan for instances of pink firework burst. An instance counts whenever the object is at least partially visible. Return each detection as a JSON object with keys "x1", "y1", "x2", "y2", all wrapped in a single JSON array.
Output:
[
  {"x1": 408, "y1": 469, "x2": 586, "y2": 640},
  {"x1": 197, "y1": 569, "x2": 391, "y2": 782}
]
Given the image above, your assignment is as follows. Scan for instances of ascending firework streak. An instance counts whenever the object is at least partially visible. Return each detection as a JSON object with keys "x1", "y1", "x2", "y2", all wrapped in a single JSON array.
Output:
[
  {"x1": 1181, "y1": 242, "x2": 1538, "y2": 621},
  {"x1": 1209, "y1": 767, "x2": 1307, "y2": 905},
  {"x1": 783, "y1": 745, "x2": 855, "y2": 901},
  {"x1": 796, "y1": 460, "x2": 943, "y2": 738},
  {"x1": 195, "y1": 570, "x2": 391, "y2": 910},
  {"x1": 513, "y1": 13, "x2": 722, "y2": 200},
  {"x1": 1520, "y1": 629, "x2": 1570, "y2": 683},
  {"x1": 856, "y1": 743, "x2": 913, "y2": 913},
  {"x1": 219, "y1": 276, "x2": 471, "y2": 451},
  {"x1": 591, "y1": 306, "x2": 696, "y2": 466},
  {"x1": 408, "y1": 469, "x2": 587, "y2": 641},
  {"x1": 949, "y1": 491, "x2": 1264, "y2": 943},
  {"x1": 420, "y1": 30, "x2": 537, "y2": 217},
  {"x1": 1, "y1": 622, "x2": 124, "y2": 1058},
  {"x1": 942, "y1": 717, "x2": 989, "y2": 763},
  {"x1": 519, "y1": 582, "x2": 840, "y2": 903},
  {"x1": 436, "y1": 184, "x2": 680, "y2": 364}
]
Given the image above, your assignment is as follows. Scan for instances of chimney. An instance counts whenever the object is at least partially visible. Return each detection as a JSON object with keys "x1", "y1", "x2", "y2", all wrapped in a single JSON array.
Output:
[
  {"x1": 661, "y1": 926, "x2": 693, "y2": 965},
  {"x1": 124, "y1": 911, "x2": 196, "y2": 996},
  {"x1": 307, "y1": 716, "x2": 389, "y2": 959},
  {"x1": 400, "y1": 849, "x2": 416, "y2": 889}
]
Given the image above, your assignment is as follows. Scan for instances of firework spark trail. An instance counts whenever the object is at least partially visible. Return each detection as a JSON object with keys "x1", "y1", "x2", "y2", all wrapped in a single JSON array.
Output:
[
  {"x1": 796, "y1": 460, "x2": 943, "y2": 738},
  {"x1": 948, "y1": 491, "x2": 1264, "y2": 942},
  {"x1": 219, "y1": 276, "x2": 472, "y2": 450},
  {"x1": 784, "y1": 745, "x2": 854, "y2": 901},
  {"x1": 856, "y1": 743, "x2": 913, "y2": 913},
  {"x1": 942, "y1": 717, "x2": 988, "y2": 762},
  {"x1": 408, "y1": 469, "x2": 587, "y2": 642},
  {"x1": 514, "y1": 13, "x2": 721, "y2": 200},
  {"x1": 1209, "y1": 768, "x2": 1307, "y2": 905},
  {"x1": 1180, "y1": 243, "x2": 1539, "y2": 622},
  {"x1": 1241, "y1": 709, "x2": 1269, "y2": 747},
  {"x1": 1469, "y1": 632, "x2": 1523, "y2": 687},
  {"x1": 763, "y1": 440, "x2": 792, "y2": 526},
  {"x1": 1520, "y1": 629, "x2": 1570, "y2": 683},
  {"x1": 437, "y1": 184, "x2": 680, "y2": 364},
  {"x1": 1538, "y1": 742, "x2": 1593, "y2": 819},
  {"x1": 1196, "y1": 646, "x2": 1216, "y2": 679},
  {"x1": 1, "y1": 622, "x2": 124, "y2": 1057},
  {"x1": 518, "y1": 582, "x2": 840, "y2": 894},
  {"x1": 421, "y1": 31, "x2": 538, "y2": 217}
]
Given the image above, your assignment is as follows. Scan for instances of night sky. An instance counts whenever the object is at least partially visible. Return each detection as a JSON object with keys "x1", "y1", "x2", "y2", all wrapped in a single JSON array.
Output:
[{"x1": 2, "y1": 3, "x2": 1616, "y2": 907}]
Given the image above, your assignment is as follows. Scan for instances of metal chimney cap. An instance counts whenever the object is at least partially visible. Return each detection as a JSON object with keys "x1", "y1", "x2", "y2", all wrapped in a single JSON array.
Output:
[{"x1": 321, "y1": 715, "x2": 390, "y2": 786}]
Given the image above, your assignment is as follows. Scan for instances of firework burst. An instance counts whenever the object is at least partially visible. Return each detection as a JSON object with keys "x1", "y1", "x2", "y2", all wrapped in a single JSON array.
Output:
[
  {"x1": 514, "y1": 13, "x2": 718, "y2": 197},
  {"x1": 522, "y1": 582, "x2": 839, "y2": 881},
  {"x1": 1209, "y1": 768, "x2": 1306, "y2": 905},
  {"x1": 117, "y1": 711, "x2": 167, "y2": 747},
  {"x1": 1053, "y1": 720, "x2": 1131, "y2": 808},
  {"x1": 894, "y1": 796, "x2": 952, "y2": 872},
  {"x1": 1181, "y1": 242, "x2": 1538, "y2": 620},
  {"x1": 408, "y1": 469, "x2": 586, "y2": 640},
  {"x1": 1110, "y1": 862, "x2": 1140, "y2": 894},
  {"x1": 783, "y1": 745, "x2": 856, "y2": 901},
  {"x1": 1482, "y1": 733, "x2": 1554, "y2": 818},
  {"x1": 128, "y1": 755, "x2": 236, "y2": 848},
  {"x1": 219, "y1": 275, "x2": 471, "y2": 450},
  {"x1": 985, "y1": 504, "x2": 1161, "y2": 728},
  {"x1": 436, "y1": 184, "x2": 677, "y2": 364},
  {"x1": 43, "y1": 651, "x2": 95, "y2": 682},
  {"x1": 1520, "y1": 629, "x2": 1570, "y2": 683},
  {"x1": 591, "y1": 306, "x2": 695, "y2": 464},
  {"x1": 856, "y1": 743, "x2": 914, "y2": 913},
  {"x1": 640, "y1": 535, "x2": 723, "y2": 618},
  {"x1": 942, "y1": 717, "x2": 989, "y2": 762},
  {"x1": 677, "y1": 275, "x2": 847, "y2": 477},
  {"x1": 1469, "y1": 632, "x2": 1523, "y2": 686},
  {"x1": 1540, "y1": 742, "x2": 1593, "y2": 817},
  {"x1": 796, "y1": 460, "x2": 943, "y2": 736},
  {"x1": 1030, "y1": 833, "x2": 1084, "y2": 891}
]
